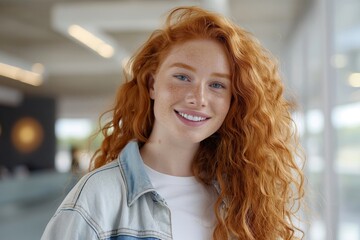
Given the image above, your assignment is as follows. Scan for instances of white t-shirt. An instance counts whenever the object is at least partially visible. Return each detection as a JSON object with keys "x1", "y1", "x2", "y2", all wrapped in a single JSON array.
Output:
[{"x1": 143, "y1": 163, "x2": 217, "y2": 240}]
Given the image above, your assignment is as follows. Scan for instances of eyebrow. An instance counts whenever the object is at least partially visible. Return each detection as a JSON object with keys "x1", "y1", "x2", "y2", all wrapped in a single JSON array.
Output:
[{"x1": 169, "y1": 62, "x2": 231, "y2": 80}]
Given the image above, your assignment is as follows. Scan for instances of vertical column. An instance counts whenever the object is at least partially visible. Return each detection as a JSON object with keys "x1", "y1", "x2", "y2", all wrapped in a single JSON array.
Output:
[{"x1": 320, "y1": 0, "x2": 339, "y2": 239}]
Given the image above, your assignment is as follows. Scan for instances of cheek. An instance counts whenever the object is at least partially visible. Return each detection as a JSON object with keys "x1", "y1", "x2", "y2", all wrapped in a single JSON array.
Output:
[
  {"x1": 153, "y1": 83, "x2": 184, "y2": 114},
  {"x1": 157, "y1": 83, "x2": 185, "y2": 101}
]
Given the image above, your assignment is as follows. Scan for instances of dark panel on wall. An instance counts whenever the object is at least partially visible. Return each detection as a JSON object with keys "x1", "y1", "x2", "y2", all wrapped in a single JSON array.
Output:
[{"x1": 0, "y1": 95, "x2": 56, "y2": 172}]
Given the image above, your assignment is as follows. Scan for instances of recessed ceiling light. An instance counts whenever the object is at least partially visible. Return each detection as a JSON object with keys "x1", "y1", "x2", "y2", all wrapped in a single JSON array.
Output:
[
  {"x1": 68, "y1": 25, "x2": 114, "y2": 58},
  {"x1": 0, "y1": 63, "x2": 43, "y2": 86}
]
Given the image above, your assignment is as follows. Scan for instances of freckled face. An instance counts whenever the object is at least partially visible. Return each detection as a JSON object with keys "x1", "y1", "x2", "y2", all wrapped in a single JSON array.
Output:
[{"x1": 149, "y1": 39, "x2": 232, "y2": 145}]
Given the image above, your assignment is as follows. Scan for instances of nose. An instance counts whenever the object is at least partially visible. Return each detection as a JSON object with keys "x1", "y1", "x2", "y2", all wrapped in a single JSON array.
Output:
[{"x1": 186, "y1": 83, "x2": 207, "y2": 107}]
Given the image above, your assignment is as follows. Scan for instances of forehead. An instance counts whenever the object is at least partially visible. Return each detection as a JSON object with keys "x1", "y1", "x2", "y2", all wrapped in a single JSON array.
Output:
[{"x1": 158, "y1": 39, "x2": 230, "y2": 73}]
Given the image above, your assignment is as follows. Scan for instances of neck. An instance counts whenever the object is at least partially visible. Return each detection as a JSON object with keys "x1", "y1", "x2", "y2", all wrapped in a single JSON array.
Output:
[{"x1": 140, "y1": 136, "x2": 199, "y2": 177}]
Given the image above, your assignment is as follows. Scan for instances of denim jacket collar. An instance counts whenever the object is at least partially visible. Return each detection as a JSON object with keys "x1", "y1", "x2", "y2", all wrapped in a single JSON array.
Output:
[
  {"x1": 117, "y1": 140, "x2": 155, "y2": 206},
  {"x1": 117, "y1": 140, "x2": 224, "y2": 208}
]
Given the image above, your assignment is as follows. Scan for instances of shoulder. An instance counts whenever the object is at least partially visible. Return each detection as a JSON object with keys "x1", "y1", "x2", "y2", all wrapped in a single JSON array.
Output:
[
  {"x1": 43, "y1": 160, "x2": 127, "y2": 239},
  {"x1": 60, "y1": 160, "x2": 126, "y2": 210}
]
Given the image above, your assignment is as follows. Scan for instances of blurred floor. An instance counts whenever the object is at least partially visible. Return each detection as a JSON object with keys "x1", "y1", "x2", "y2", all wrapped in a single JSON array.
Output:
[{"x1": 0, "y1": 171, "x2": 77, "y2": 240}]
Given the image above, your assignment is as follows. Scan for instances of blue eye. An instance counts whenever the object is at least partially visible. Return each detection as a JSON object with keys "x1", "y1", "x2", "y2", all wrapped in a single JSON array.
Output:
[
  {"x1": 210, "y1": 82, "x2": 225, "y2": 89},
  {"x1": 174, "y1": 74, "x2": 190, "y2": 81}
]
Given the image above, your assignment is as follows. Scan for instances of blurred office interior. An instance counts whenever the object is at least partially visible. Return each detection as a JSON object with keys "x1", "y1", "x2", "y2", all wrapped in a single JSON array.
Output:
[{"x1": 0, "y1": 0, "x2": 359, "y2": 239}]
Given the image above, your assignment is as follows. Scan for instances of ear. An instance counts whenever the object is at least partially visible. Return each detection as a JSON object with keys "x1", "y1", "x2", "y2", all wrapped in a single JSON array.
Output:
[{"x1": 148, "y1": 75, "x2": 155, "y2": 100}]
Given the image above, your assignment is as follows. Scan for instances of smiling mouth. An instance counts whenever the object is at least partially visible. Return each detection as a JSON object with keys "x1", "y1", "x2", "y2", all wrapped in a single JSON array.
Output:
[{"x1": 175, "y1": 110, "x2": 209, "y2": 122}]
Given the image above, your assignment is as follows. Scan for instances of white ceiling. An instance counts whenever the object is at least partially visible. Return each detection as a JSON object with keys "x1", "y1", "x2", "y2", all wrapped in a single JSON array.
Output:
[{"x1": 0, "y1": 0, "x2": 306, "y2": 119}]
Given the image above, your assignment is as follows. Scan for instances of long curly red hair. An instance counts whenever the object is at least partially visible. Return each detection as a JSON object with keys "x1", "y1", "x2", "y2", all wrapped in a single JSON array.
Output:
[{"x1": 91, "y1": 6, "x2": 304, "y2": 240}]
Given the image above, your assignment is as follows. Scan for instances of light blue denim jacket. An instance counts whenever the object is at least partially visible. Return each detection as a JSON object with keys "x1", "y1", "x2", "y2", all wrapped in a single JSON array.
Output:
[{"x1": 41, "y1": 141, "x2": 175, "y2": 240}]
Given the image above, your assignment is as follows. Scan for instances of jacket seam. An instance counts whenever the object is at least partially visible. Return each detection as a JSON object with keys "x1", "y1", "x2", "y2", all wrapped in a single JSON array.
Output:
[
  {"x1": 99, "y1": 228, "x2": 172, "y2": 240},
  {"x1": 71, "y1": 162, "x2": 119, "y2": 206},
  {"x1": 56, "y1": 206, "x2": 101, "y2": 240}
]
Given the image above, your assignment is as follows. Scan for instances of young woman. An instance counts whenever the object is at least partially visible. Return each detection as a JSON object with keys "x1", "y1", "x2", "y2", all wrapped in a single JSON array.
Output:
[{"x1": 42, "y1": 6, "x2": 304, "y2": 240}]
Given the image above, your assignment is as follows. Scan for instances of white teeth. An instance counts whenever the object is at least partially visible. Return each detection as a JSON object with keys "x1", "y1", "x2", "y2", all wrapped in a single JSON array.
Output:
[{"x1": 178, "y1": 112, "x2": 207, "y2": 122}]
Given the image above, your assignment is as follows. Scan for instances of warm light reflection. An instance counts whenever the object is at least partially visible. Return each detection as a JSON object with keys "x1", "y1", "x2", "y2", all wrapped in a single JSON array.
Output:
[
  {"x1": 11, "y1": 117, "x2": 44, "y2": 153},
  {"x1": 68, "y1": 25, "x2": 114, "y2": 58},
  {"x1": 348, "y1": 73, "x2": 360, "y2": 87},
  {"x1": 0, "y1": 63, "x2": 43, "y2": 86},
  {"x1": 19, "y1": 125, "x2": 36, "y2": 144}
]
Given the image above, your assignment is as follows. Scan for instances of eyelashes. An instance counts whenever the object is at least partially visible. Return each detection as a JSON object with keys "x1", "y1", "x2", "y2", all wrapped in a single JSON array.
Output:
[
  {"x1": 209, "y1": 82, "x2": 225, "y2": 89},
  {"x1": 173, "y1": 74, "x2": 190, "y2": 82}
]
